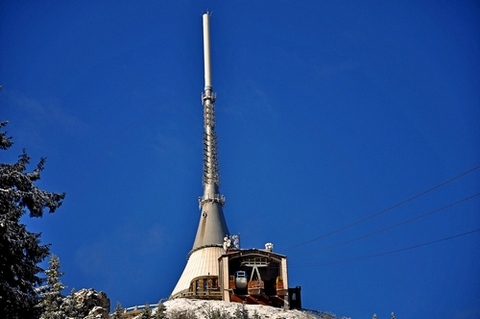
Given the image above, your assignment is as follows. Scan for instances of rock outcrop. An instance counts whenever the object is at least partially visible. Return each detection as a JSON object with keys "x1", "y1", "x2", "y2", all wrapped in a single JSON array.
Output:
[{"x1": 72, "y1": 288, "x2": 110, "y2": 319}]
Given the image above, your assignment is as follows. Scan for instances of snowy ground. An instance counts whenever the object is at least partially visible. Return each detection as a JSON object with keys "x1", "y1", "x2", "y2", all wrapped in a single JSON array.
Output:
[{"x1": 128, "y1": 298, "x2": 346, "y2": 319}]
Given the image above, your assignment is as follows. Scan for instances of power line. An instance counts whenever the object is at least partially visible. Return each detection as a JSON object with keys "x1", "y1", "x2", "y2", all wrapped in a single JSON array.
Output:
[
  {"x1": 284, "y1": 164, "x2": 480, "y2": 251},
  {"x1": 291, "y1": 192, "x2": 480, "y2": 257},
  {"x1": 291, "y1": 228, "x2": 480, "y2": 268}
]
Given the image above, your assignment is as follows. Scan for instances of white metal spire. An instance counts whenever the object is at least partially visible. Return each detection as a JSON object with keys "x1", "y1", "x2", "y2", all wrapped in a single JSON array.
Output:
[
  {"x1": 201, "y1": 12, "x2": 219, "y2": 190},
  {"x1": 203, "y1": 13, "x2": 213, "y2": 90}
]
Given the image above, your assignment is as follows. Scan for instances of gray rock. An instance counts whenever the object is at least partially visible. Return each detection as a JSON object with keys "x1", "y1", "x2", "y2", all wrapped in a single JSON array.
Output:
[{"x1": 71, "y1": 288, "x2": 110, "y2": 319}]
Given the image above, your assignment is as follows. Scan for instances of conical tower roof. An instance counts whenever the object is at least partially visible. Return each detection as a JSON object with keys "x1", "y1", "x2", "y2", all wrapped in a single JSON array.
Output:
[{"x1": 171, "y1": 12, "x2": 229, "y2": 299}]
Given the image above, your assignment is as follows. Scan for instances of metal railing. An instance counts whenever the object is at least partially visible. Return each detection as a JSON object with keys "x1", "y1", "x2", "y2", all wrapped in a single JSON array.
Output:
[{"x1": 109, "y1": 301, "x2": 166, "y2": 317}]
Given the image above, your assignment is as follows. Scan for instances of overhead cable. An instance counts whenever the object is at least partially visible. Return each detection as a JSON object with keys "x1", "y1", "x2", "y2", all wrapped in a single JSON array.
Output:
[
  {"x1": 291, "y1": 192, "x2": 480, "y2": 257},
  {"x1": 291, "y1": 228, "x2": 480, "y2": 267},
  {"x1": 284, "y1": 164, "x2": 480, "y2": 251}
]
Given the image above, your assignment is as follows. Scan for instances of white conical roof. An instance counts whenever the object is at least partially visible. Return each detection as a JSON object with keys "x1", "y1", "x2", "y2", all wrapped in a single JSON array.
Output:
[{"x1": 171, "y1": 247, "x2": 225, "y2": 297}]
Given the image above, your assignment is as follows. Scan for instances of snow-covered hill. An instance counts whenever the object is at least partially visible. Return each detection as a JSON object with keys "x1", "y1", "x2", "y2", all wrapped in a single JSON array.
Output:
[{"x1": 126, "y1": 299, "x2": 348, "y2": 319}]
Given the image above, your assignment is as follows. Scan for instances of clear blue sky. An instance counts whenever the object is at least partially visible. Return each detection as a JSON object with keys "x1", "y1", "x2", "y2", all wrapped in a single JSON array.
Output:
[{"x1": 2, "y1": 1, "x2": 479, "y2": 318}]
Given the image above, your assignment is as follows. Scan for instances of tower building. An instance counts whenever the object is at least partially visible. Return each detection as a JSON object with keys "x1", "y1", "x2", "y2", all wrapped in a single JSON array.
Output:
[
  {"x1": 170, "y1": 12, "x2": 229, "y2": 300},
  {"x1": 170, "y1": 13, "x2": 300, "y2": 309}
]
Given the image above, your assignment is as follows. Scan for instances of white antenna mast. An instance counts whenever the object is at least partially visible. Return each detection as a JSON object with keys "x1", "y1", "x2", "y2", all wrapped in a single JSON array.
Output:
[
  {"x1": 200, "y1": 12, "x2": 221, "y2": 198},
  {"x1": 191, "y1": 12, "x2": 229, "y2": 251},
  {"x1": 203, "y1": 12, "x2": 213, "y2": 91}
]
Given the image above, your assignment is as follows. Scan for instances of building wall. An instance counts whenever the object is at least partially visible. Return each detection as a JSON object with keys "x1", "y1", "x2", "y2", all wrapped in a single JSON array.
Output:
[
  {"x1": 171, "y1": 247, "x2": 225, "y2": 298},
  {"x1": 218, "y1": 249, "x2": 289, "y2": 308}
]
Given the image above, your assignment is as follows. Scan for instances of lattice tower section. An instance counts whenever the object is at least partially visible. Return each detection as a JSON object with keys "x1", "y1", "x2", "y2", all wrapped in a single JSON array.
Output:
[{"x1": 202, "y1": 89, "x2": 220, "y2": 187}]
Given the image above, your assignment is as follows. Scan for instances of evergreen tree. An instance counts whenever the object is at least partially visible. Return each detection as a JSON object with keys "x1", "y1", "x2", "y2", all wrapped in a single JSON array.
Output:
[
  {"x1": 204, "y1": 305, "x2": 230, "y2": 319},
  {"x1": 61, "y1": 288, "x2": 80, "y2": 319},
  {"x1": 169, "y1": 309, "x2": 197, "y2": 319},
  {"x1": 153, "y1": 301, "x2": 167, "y2": 319},
  {"x1": 37, "y1": 255, "x2": 66, "y2": 319},
  {"x1": 140, "y1": 302, "x2": 152, "y2": 319},
  {"x1": 112, "y1": 302, "x2": 124, "y2": 319},
  {"x1": 233, "y1": 305, "x2": 249, "y2": 319},
  {"x1": 0, "y1": 121, "x2": 65, "y2": 319}
]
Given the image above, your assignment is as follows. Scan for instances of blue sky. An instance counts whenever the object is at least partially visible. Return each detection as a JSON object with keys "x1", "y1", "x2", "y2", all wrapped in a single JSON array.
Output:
[{"x1": 1, "y1": 1, "x2": 479, "y2": 318}]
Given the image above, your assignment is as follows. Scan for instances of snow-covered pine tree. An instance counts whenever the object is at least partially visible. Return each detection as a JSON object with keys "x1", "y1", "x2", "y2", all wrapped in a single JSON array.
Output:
[
  {"x1": 203, "y1": 306, "x2": 227, "y2": 319},
  {"x1": 37, "y1": 254, "x2": 66, "y2": 319},
  {"x1": 112, "y1": 302, "x2": 125, "y2": 319},
  {"x1": 61, "y1": 288, "x2": 81, "y2": 319},
  {"x1": 233, "y1": 304, "x2": 249, "y2": 319},
  {"x1": 251, "y1": 310, "x2": 261, "y2": 319},
  {"x1": 153, "y1": 301, "x2": 166, "y2": 319},
  {"x1": 0, "y1": 121, "x2": 65, "y2": 319},
  {"x1": 140, "y1": 303, "x2": 152, "y2": 319}
]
